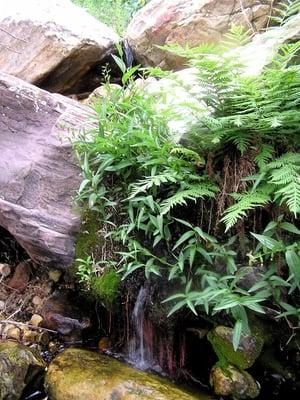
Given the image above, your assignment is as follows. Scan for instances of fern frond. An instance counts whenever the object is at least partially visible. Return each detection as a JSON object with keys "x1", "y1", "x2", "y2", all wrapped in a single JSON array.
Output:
[
  {"x1": 275, "y1": 181, "x2": 300, "y2": 215},
  {"x1": 128, "y1": 171, "x2": 179, "y2": 199},
  {"x1": 271, "y1": 0, "x2": 300, "y2": 26},
  {"x1": 160, "y1": 184, "x2": 218, "y2": 215},
  {"x1": 221, "y1": 189, "x2": 272, "y2": 231},
  {"x1": 221, "y1": 25, "x2": 252, "y2": 50},
  {"x1": 255, "y1": 144, "x2": 274, "y2": 170},
  {"x1": 170, "y1": 146, "x2": 205, "y2": 165}
]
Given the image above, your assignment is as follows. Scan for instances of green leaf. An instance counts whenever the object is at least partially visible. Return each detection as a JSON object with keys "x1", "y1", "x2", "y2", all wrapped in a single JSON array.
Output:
[
  {"x1": 233, "y1": 320, "x2": 242, "y2": 351},
  {"x1": 251, "y1": 233, "x2": 282, "y2": 250},
  {"x1": 173, "y1": 231, "x2": 195, "y2": 250},
  {"x1": 280, "y1": 222, "x2": 300, "y2": 235},
  {"x1": 112, "y1": 55, "x2": 126, "y2": 74},
  {"x1": 285, "y1": 250, "x2": 300, "y2": 283},
  {"x1": 122, "y1": 65, "x2": 140, "y2": 84}
]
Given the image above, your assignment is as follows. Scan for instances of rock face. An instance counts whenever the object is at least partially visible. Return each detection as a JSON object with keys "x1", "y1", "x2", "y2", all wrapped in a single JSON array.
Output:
[
  {"x1": 208, "y1": 326, "x2": 264, "y2": 369},
  {"x1": 0, "y1": 341, "x2": 46, "y2": 400},
  {"x1": 45, "y1": 348, "x2": 210, "y2": 400},
  {"x1": 0, "y1": 71, "x2": 96, "y2": 268},
  {"x1": 126, "y1": 0, "x2": 274, "y2": 70},
  {"x1": 210, "y1": 364, "x2": 260, "y2": 399},
  {"x1": 0, "y1": 0, "x2": 119, "y2": 94}
]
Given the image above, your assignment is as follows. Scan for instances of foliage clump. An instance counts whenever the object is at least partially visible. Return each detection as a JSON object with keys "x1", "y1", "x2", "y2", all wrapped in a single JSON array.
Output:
[
  {"x1": 90, "y1": 268, "x2": 120, "y2": 309},
  {"x1": 74, "y1": 19, "x2": 300, "y2": 349},
  {"x1": 72, "y1": 0, "x2": 149, "y2": 34}
]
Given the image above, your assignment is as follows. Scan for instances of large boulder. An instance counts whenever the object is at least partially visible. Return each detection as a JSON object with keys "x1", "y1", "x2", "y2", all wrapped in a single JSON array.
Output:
[
  {"x1": 126, "y1": 0, "x2": 274, "y2": 70},
  {"x1": 45, "y1": 348, "x2": 210, "y2": 400},
  {"x1": 0, "y1": 340, "x2": 46, "y2": 400},
  {"x1": 0, "y1": 71, "x2": 96, "y2": 268},
  {"x1": 0, "y1": 0, "x2": 119, "y2": 94}
]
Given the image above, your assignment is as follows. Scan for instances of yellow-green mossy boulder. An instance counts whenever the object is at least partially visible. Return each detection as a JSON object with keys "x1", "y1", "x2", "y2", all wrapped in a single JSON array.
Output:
[
  {"x1": 207, "y1": 326, "x2": 264, "y2": 370},
  {"x1": 0, "y1": 341, "x2": 46, "y2": 400},
  {"x1": 45, "y1": 348, "x2": 210, "y2": 400},
  {"x1": 210, "y1": 364, "x2": 260, "y2": 399}
]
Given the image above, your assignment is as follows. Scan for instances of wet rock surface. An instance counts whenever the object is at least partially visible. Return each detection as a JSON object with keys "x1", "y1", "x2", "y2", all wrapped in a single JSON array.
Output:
[
  {"x1": 45, "y1": 348, "x2": 210, "y2": 400},
  {"x1": 0, "y1": 340, "x2": 46, "y2": 400},
  {"x1": 0, "y1": 0, "x2": 119, "y2": 95},
  {"x1": 0, "y1": 71, "x2": 97, "y2": 268},
  {"x1": 210, "y1": 364, "x2": 260, "y2": 399}
]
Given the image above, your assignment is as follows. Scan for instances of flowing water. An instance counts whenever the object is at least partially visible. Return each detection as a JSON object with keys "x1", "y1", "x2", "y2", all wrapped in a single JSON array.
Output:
[{"x1": 128, "y1": 286, "x2": 154, "y2": 370}]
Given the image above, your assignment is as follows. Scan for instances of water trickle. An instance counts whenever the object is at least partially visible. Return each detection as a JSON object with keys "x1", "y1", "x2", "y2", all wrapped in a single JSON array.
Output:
[{"x1": 128, "y1": 286, "x2": 154, "y2": 370}]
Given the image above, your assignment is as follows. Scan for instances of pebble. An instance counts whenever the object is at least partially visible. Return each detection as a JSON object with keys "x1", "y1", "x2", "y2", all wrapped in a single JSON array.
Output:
[
  {"x1": 32, "y1": 296, "x2": 43, "y2": 307},
  {"x1": 29, "y1": 314, "x2": 43, "y2": 327},
  {"x1": 48, "y1": 269, "x2": 62, "y2": 283}
]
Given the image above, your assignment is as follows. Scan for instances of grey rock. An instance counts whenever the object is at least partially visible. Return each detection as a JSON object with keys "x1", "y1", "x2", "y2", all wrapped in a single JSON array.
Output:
[{"x1": 0, "y1": 71, "x2": 96, "y2": 268}]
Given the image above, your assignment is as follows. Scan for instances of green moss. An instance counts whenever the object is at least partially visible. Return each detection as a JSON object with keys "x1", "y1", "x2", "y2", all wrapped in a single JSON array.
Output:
[
  {"x1": 90, "y1": 268, "x2": 120, "y2": 310},
  {"x1": 207, "y1": 326, "x2": 264, "y2": 370},
  {"x1": 75, "y1": 209, "x2": 102, "y2": 260}
]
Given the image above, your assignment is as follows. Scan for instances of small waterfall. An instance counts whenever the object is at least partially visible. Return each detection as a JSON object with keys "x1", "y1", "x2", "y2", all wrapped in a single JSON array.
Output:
[{"x1": 128, "y1": 286, "x2": 154, "y2": 370}]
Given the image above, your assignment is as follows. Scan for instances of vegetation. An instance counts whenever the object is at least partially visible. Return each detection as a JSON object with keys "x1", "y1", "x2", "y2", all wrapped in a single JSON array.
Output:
[
  {"x1": 72, "y1": 0, "x2": 149, "y2": 34},
  {"x1": 73, "y1": 16, "x2": 300, "y2": 350}
]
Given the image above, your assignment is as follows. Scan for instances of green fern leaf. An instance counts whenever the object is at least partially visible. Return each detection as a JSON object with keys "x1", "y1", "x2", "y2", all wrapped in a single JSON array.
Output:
[
  {"x1": 221, "y1": 189, "x2": 271, "y2": 231},
  {"x1": 160, "y1": 184, "x2": 218, "y2": 215}
]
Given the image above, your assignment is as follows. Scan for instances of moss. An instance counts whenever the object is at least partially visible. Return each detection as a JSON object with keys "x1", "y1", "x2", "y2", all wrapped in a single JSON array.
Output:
[
  {"x1": 90, "y1": 268, "x2": 120, "y2": 310},
  {"x1": 45, "y1": 348, "x2": 210, "y2": 400},
  {"x1": 75, "y1": 209, "x2": 102, "y2": 261},
  {"x1": 207, "y1": 326, "x2": 264, "y2": 370}
]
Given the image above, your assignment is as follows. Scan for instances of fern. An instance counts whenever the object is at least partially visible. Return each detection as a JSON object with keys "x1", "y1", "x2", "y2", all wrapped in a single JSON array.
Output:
[
  {"x1": 268, "y1": 153, "x2": 300, "y2": 215},
  {"x1": 160, "y1": 183, "x2": 218, "y2": 215},
  {"x1": 221, "y1": 189, "x2": 272, "y2": 231},
  {"x1": 271, "y1": 0, "x2": 300, "y2": 26},
  {"x1": 128, "y1": 170, "x2": 179, "y2": 199},
  {"x1": 255, "y1": 144, "x2": 274, "y2": 170},
  {"x1": 170, "y1": 146, "x2": 205, "y2": 165}
]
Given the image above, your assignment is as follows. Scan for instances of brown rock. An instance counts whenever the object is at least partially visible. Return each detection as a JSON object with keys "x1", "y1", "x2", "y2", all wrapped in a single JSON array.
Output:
[
  {"x1": 0, "y1": 71, "x2": 97, "y2": 268},
  {"x1": 7, "y1": 261, "x2": 31, "y2": 292},
  {"x1": 126, "y1": 0, "x2": 275, "y2": 70},
  {"x1": 0, "y1": 0, "x2": 119, "y2": 94},
  {"x1": 41, "y1": 290, "x2": 90, "y2": 342},
  {"x1": 210, "y1": 364, "x2": 260, "y2": 399}
]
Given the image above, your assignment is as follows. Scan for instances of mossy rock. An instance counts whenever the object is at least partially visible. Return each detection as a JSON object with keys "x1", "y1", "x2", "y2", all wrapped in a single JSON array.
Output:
[
  {"x1": 210, "y1": 364, "x2": 260, "y2": 399},
  {"x1": 0, "y1": 340, "x2": 46, "y2": 400},
  {"x1": 207, "y1": 326, "x2": 264, "y2": 370},
  {"x1": 45, "y1": 348, "x2": 211, "y2": 400}
]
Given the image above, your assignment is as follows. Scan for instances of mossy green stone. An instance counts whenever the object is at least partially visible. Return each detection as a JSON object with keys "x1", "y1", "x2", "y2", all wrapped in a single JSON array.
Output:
[
  {"x1": 0, "y1": 341, "x2": 45, "y2": 400},
  {"x1": 45, "y1": 348, "x2": 211, "y2": 400},
  {"x1": 210, "y1": 364, "x2": 260, "y2": 399},
  {"x1": 207, "y1": 326, "x2": 264, "y2": 370}
]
